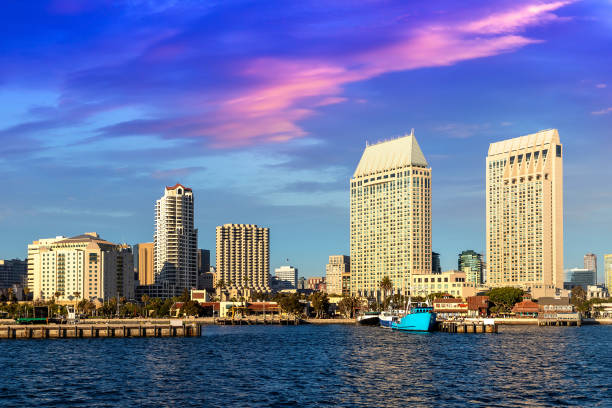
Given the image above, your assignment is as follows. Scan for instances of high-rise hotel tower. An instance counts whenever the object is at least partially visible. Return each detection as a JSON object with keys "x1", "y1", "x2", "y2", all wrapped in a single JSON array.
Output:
[
  {"x1": 350, "y1": 131, "x2": 431, "y2": 298},
  {"x1": 154, "y1": 184, "x2": 198, "y2": 297},
  {"x1": 486, "y1": 129, "x2": 563, "y2": 296}
]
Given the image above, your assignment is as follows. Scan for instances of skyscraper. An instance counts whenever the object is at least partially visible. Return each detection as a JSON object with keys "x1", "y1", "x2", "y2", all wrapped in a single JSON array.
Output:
[
  {"x1": 216, "y1": 224, "x2": 270, "y2": 291},
  {"x1": 604, "y1": 254, "x2": 612, "y2": 290},
  {"x1": 432, "y1": 252, "x2": 441, "y2": 273},
  {"x1": 154, "y1": 183, "x2": 198, "y2": 298},
  {"x1": 350, "y1": 131, "x2": 431, "y2": 298},
  {"x1": 486, "y1": 129, "x2": 563, "y2": 296},
  {"x1": 458, "y1": 250, "x2": 484, "y2": 285},
  {"x1": 325, "y1": 255, "x2": 350, "y2": 295},
  {"x1": 274, "y1": 265, "x2": 298, "y2": 289},
  {"x1": 584, "y1": 253, "x2": 597, "y2": 275},
  {"x1": 134, "y1": 242, "x2": 154, "y2": 285}
]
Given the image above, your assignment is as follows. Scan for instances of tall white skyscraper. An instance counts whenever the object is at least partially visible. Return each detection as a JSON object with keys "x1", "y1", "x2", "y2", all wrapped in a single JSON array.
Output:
[
  {"x1": 154, "y1": 183, "x2": 198, "y2": 298},
  {"x1": 274, "y1": 265, "x2": 298, "y2": 289},
  {"x1": 486, "y1": 129, "x2": 563, "y2": 297},
  {"x1": 350, "y1": 131, "x2": 432, "y2": 298}
]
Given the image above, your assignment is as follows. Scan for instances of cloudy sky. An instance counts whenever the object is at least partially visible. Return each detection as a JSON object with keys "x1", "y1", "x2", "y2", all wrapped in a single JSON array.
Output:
[{"x1": 1, "y1": 0, "x2": 611, "y2": 280}]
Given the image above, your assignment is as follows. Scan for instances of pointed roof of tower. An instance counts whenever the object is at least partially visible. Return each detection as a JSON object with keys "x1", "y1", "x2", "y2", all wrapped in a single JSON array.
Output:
[
  {"x1": 488, "y1": 129, "x2": 559, "y2": 155},
  {"x1": 353, "y1": 130, "x2": 428, "y2": 177}
]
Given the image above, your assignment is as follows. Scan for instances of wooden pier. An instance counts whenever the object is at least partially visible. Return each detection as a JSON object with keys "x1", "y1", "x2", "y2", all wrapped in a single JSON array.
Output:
[
  {"x1": 0, "y1": 323, "x2": 202, "y2": 339},
  {"x1": 437, "y1": 321, "x2": 498, "y2": 334},
  {"x1": 215, "y1": 317, "x2": 300, "y2": 326}
]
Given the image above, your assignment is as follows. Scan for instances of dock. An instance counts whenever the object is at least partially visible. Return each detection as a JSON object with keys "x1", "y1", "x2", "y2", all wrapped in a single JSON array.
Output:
[
  {"x1": 0, "y1": 323, "x2": 202, "y2": 339},
  {"x1": 437, "y1": 321, "x2": 498, "y2": 333},
  {"x1": 538, "y1": 313, "x2": 582, "y2": 327}
]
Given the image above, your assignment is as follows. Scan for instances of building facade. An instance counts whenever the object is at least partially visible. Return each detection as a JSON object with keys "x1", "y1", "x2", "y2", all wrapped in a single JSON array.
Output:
[
  {"x1": 197, "y1": 249, "x2": 211, "y2": 275},
  {"x1": 28, "y1": 233, "x2": 134, "y2": 301},
  {"x1": 307, "y1": 277, "x2": 326, "y2": 292},
  {"x1": 410, "y1": 270, "x2": 483, "y2": 299},
  {"x1": 27, "y1": 236, "x2": 66, "y2": 291},
  {"x1": 432, "y1": 252, "x2": 441, "y2": 273},
  {"x1": 134, "y1": 242, "x2": 154, "y2": 285},
  {"x1": 566, "y1": 268, "x2": 597, "y2": 289},
  {"x1": 325, "y1": 255, "x2": 350, "y2": 296},
  {"x1": 458, "y1": 250, "x2": 484, "y2": 285},
  {"x1": 350, "y1": 131, "x2": 432, "y2": 298},
  {"x1": 216, "y1": 224, "x2": 270, "y2": 291},
  {"x1": 605, "y1": 254, "x2": 612, "y2": 290},
  {"x1": 154, "y1": 184, "x2": 198, "y2": 298},
  {"x1": 584, "y1": 253, "x2": 597, "y2": 276},
  {"x1": 274, "y1": 265, "x2": 298, "y2": 289},
  {"x1": 0, "y1": 259, "x2": 27, "y2": 289},
  {"x1": 486, "y1": 129, "x2": 563, "y2": 295}
]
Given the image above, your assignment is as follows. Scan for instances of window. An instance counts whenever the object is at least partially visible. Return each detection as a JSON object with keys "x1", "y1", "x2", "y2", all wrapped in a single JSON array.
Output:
[{"x1": 556, "y1": 145, "x2": 562, "y2": 157}]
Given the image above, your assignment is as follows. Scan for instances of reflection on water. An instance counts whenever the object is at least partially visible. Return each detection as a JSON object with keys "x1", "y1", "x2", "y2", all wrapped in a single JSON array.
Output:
[{"x1": 0, "y1": 325, "x2": 610, "y2": 407}]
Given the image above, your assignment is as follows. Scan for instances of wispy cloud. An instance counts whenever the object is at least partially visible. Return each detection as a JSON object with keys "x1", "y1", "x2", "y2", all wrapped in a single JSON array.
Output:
[
  {"x1": 592, "y1": 107, "x2": 612, "y2": 115},
  {"x1": 596, "y1": 83, "x2": 607, "y2": 88}
]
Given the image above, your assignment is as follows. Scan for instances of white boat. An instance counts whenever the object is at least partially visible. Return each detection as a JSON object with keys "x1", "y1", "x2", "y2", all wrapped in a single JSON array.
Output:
[{"x1": 379, "y1": 311, "x2": 399, "y2": 328}]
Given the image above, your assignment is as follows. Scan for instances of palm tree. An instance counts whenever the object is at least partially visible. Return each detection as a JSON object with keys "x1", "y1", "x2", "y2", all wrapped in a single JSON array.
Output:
[
  {"x1": 23, "y1": 287, "x2": 31, "y2": 301},
  {"x1": 141, "y1": 294, "x2": 150, "y2": 317},
  {"x1": 380, "y1": 276, "x2": 392, "y2": 306}
]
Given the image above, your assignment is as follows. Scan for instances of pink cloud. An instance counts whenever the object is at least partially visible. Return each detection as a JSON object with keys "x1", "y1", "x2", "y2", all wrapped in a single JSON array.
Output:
[{"x1": 193, "y1": 1, "x2": 573, "y2": 148}]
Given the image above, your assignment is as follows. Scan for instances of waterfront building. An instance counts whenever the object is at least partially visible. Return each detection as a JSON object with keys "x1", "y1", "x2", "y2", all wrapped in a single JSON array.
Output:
[
  {"x1": 325, "y1": 255, "x2": 350, "y2": 296},
  {"x1": 605, "y1": 254, "x2": 612, "y2": 290},
  {"x1": 350, "y1": 130, "x2": 432, "y2": 298},
  {"x1": 458, "y1": 250, "x2": 484, "y2": 285},
  {"x1": 432, "y1": 252, "x2": 441, "y2": 273},
  {"x1": 216, "y1": 224, "x2": 270, "y2": 291},
  {"x1": 27, "y1": 236, "x2": 66, "y2": 291},
  {"x1": 584, "y1": 253, "x2": 597, "y2": 276},
  {"x1": 486, "y1": 129, "x2": 564, "y2": 296},
  {"x1": 134, "y1": 242, "x2": 154, "y2": 285},
  {"x1": 566, "y1": 268, "x2": 597, "y2": 289},
  {"x1": 274, "y1": 265, "x2": 298, "y2": 289},
  {"x1": 467, "y1": 296, "x2": 491, "y2": 317},
  {"x1": 511, "y1": 299, "x2": 540, "y2": 317},
  {"x1": 154, "y1": 183, "x2": 198, "y2": 298},
  {"x1": 0, "y1": 259, "x2": 27, "y2": 289},
  {"x1": 586, "y1": 285, "x2": 608, "y2": 300},
  {"x1": 433, "y1": 298, "x2": 468, "y2": 318},
  {"x1": 410, "y1": 270, "x2": 484, "y2": 299},
  {"x1": 29, "y1": 232, "x2": 134, "y2": 301}
]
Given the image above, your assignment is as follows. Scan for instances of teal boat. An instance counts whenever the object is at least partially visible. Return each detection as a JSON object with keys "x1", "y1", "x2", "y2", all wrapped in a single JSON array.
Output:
[{"x1": 391, "y1": 306, "x2": 436, "y2": 332}]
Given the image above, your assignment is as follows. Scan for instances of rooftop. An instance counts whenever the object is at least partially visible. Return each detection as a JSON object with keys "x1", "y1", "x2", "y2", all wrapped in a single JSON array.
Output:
[
  {"x1": 488, "y1": 129, "x2": 560, "y2": 156},
  {"x1": 166, "y1": 183, "x2": 192, "y2": 192},
  {"x1": 353, "y1": 130, "x2": 428, "y2": 177}
]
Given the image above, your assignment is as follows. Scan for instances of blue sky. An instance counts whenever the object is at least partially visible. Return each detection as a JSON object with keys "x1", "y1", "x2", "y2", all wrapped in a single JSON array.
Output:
[{"x1": 1, "y1": 0, "x2": 611, "y2": 281}]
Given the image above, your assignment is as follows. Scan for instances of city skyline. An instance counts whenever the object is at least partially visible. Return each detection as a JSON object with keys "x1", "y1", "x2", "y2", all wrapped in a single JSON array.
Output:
[{"x1": 1, "y1": 1, "x2": 611, "y2": 279}]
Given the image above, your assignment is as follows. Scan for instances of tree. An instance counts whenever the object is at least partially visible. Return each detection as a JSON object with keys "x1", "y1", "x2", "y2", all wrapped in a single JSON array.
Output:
[
  {"x1": 487, "y1": 287, "x2": 524, "y2": 313},
  {"x1": 571, "y1": 286, "x2": 589, "y2": 314},
  {"x1": 23, "y1": 287, "x2": 31, "y2": 301},
  {"x1": 310, "y1": 292, "x2": 330, "y2": 318},
  {"x1": 380, "y1": 276, "x2": 393, "y2": 300},
  {"x1": 278, "y1": 293, "x2": 303, "y2": 317},
  {"x1": 180, "y1": 300, "x2": 203, "y2": 317},
  {"x1": 337, "y1": 296, "x2": 360, "y2": 318},
  {"x1": 178, "y1": 289, "x2": 190, "y2": 303}
]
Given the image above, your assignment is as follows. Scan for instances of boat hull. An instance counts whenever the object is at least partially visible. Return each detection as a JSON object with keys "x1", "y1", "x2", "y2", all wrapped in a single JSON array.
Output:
[
  {"x1": 357, "y1": 315, "x2": 379, "y2": 326},
  {"x1": 392, "y1": 311, "x2": 436, "y2": 332}
]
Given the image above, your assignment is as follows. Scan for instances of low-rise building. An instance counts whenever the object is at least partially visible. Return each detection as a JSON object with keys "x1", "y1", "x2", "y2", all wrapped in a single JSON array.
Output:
[
  {"x1": 307, "y1": 277, "x2": 326, "y2": 292},
  {"x1": 467, "y1": 296, "x2": 490, "y2": 317},
  {"x1": 590, "y1": 302, "x2": 612, "y2": 318},
  {"x1": 411, "y1": 270, "x2": 486, "y2": 299},
  {"x1": 586, "y1": 285, "x2": 609, "y2": 300},
  {"x1": 433, "y1": 298, "x2": 468, "y2": 318},
  {"x1": 512, "y1": 299, "x2": 540, "y2": 317}
]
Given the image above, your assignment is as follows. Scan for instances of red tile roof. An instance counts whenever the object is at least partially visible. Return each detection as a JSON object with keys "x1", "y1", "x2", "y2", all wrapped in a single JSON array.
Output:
[
  {"x1": 166, "y1": 183, "x2": 192, "y2": 192},
  {"x1": 512, "y1": 300, "x2": 539, "y2": 313},
  {"x1": 467, "y1": 296, "x2": 490, "y2": 310}
]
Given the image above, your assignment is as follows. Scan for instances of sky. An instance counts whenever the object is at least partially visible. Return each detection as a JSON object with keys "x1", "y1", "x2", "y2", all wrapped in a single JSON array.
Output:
[{"x1": 1, "y1": 0, "x2": 611, "y2": 281}]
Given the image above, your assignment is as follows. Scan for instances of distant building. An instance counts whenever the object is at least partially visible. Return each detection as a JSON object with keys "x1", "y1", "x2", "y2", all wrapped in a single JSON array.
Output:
[
  {"x1": 28, "y1": 232, "x2": 134, "y2": 301},
  {"x1": 274, "y1": 265, "x2": 298, "y2": 289},
  {"x1": 605, "y1": 254, "x2": 612, "y2": 290},
  {"x1": 296, "y1": 277, "x2": 307, "y2": 290},
  {"x1": 198, "y1": 271, "x2": 215, "y2": 290},
  {"x1": 325, "y1": 255, "x2": 349, "y2": 295},
  {"x1": 584, "y1": 253, "x2": 597, "y2": 276},
  {"x1": 566, "y1": 268, "x2": 597, "y2": 289},
  {"x1": 0, "y1": 259, "x2": 27, "y2": 289},
  {"x1": 486, "y1": 129, "x2": 564, "y2": 295},
  {"x1": 27, "y1": 236, "x2": 66, "y2": 291},
  {"x1": 432, "y1": 252, "x2": 441, "y2": 273},
  {"x1": 350, "y1": 130, "x2": 432, "y2": 298},
  {"x1": 197, "y1": 249, "x2": 211, "y2": 275},
  {"x1": 154, "y1": 184, "x2": 198, "y2": 298},
  {"x1": 134, "y1": 242, "x2": 154, "y2": 285},
  {"x1": 216, "y1": 224, "x2": 270, "y2": 291},
  {"x1": 307, "y1": 277, "x2": 326, "y2": 291},
  {"x1": 458, "y1": 250, "x2": 484, "y2": 285}
]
